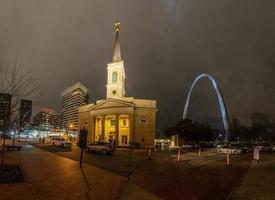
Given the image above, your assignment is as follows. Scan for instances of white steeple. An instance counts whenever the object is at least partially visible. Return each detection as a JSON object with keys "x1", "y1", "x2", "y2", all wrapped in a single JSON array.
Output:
[{"x1": 106, "y1": 21, "x2": 126, "y2": 99}]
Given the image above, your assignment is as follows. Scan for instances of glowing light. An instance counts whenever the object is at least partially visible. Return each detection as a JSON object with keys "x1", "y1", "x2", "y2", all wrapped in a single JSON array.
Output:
[
  {"x1": 114, "y1": 21, "x2": 121, "y2": 32},
  {"x1": 182, "y1": 73, "x2": 230, "y2": 142}
]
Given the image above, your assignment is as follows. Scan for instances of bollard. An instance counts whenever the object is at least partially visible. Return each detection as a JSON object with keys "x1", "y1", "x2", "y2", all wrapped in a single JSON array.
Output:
[
  {"x1": 147, "y1": 147, "x2": 152, "y2": 160},
  {"x1": 226, "y1": 150, "x2": 231, "y2": 166},
  {"x1": 199, "y1": 147, "x2": 201, "y2": 156},
  {"x1": 253, "y1": 147, "x2": 260, "y2": 162},
  {"x1": 177, "y1": 148, "x2": 181, "y2": 162}
]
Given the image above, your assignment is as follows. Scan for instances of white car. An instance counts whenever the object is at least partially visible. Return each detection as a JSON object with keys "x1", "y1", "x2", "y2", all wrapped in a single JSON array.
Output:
[
  {"x1": 217, "y1": 147, "x2": 243, "y2": 155},
  {"x1": 86, "y1": 141, "x2": 114, "y2": 155},
  {"x1": 182, "y1": 143, "x2": 198, "y2": 149},
  {"x1": 51, "y1": 137, "x2": 72, "y2": 149}
]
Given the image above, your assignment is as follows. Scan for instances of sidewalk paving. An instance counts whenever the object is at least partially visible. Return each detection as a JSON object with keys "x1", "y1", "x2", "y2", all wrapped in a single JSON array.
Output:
[
  {"x1": 232, "y1": 153, "x2": 275, "y2": 200},
  {"x1": 0, "y1": 143, "x2": 159, "y2": 200}
]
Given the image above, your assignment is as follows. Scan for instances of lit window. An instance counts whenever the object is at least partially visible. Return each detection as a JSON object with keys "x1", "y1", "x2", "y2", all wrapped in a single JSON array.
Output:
[
  {"x1": 112, "y1": 71, "x2": 118, "y2": 83},
  {"x1": 122, "y1": 119, "x2": 128, "y2": 127},
  {"x1": 110, "y1": 119, "x2": 116, "y2": 127}
]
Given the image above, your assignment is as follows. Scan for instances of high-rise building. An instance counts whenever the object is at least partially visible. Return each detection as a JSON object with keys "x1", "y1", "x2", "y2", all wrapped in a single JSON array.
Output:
[
  {"x1": 61, "y1": 82, "x2": 88, "y2": 130},
  {"x1": 33, "y1": 108, "x2": 61, "y2": 128},
  {"x1": 0, "y1": 93, "x2": 12, "y2": 132},
  {"x1": 19, "y1": 99, "x2": 32, "y2": 127}
]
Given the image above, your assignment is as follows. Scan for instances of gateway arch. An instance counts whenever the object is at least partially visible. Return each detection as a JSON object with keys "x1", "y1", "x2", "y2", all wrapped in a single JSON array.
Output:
[{"x1": 182, "y1": 73, "x2": 230, "y2": 142}]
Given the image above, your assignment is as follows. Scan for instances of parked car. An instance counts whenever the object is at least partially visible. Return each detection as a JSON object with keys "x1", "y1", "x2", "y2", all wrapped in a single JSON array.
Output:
[
  {"x1": 51, "y1": 137, "x2": 64, "y2": 146},
  {"x1": 51, "y1": 137, "x2": 72, "y2": 149},
  {"x1": 259, "y1": 144, "x2": 273, "y2": 152},
  {"x1": 86, "y1": 141, "x2": 114, "y2": 155},
  {"x1": 217, "y1": 147, "x2": 243, "y2": 155},
  {"x1": 231, "y1": 144, "x2": 252, "y2": 153},
  {"x1": 60, "y1": 141, "x2": 72, "y2": 149},
  {"x1": 182, "y1": 143, "x2": 199, "y2": 149},
  {"x1": 216, "y1": 143, "x2": 231, "y2": 148}
]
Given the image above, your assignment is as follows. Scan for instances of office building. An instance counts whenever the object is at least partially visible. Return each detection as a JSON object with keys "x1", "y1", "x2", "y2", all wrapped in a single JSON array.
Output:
[
  {"x1": 0, "y1": 93, "x2": 12, "y2": 132},
  {"x1": 33, "y1": 108, "x2": 61, "y2": 128},
  {"x1": 19, "y1": 99, "x2": 32, "y2": 127},
  {"x1": 61, "y1": 82, "x2": 88, "y2": 130}
]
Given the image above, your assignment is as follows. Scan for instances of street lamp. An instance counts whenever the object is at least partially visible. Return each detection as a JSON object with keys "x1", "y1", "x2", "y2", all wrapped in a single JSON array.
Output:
[
  {"x1": 66, "y1": 124, "x2": 74, "y2": 140},
  {"x1": 69, "y1": 124, "x2": 74, "y2": 130}
]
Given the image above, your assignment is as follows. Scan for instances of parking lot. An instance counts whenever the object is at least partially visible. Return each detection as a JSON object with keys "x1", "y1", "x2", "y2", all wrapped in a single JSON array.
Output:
[{"x1": 35, "y1": 143, "x2": 257, "y2": 200}]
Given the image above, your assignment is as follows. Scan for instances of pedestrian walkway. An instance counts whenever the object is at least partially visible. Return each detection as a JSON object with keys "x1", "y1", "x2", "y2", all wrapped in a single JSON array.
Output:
[
  {"x1": 0, "y1": 143, "x2": 159, "y2": 200},
  {"x1": 232, "y1": 153, "x2": 275, "y2": 200}
]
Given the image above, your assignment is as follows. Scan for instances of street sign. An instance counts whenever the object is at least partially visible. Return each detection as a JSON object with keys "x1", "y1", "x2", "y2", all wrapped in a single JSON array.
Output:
[
  {"x1": 78, "y1": 128, "x2": 88, "y2": 148},
  {"x1": 78, "y1": 127, "x2": 88, "y2": 168}
]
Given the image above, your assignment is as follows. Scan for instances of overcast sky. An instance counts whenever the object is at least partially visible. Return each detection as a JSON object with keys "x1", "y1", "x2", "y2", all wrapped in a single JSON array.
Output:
[{"x1": 0, "y1": 0, "x2": 275, "y2": 133}]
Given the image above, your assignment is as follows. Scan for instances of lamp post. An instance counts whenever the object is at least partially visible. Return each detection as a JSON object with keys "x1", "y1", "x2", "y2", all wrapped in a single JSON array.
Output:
[{"x1": 67, "y1": 124, "x2": 73, "y2": 140}]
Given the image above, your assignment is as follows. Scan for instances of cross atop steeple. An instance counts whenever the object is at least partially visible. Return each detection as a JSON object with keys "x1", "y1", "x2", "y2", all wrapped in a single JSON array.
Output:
[{"x1": 114, "y1": 21, "x2": 120, "y2": 32}]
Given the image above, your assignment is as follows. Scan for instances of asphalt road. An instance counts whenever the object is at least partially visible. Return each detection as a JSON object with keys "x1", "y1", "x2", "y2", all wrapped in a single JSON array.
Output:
[{"x1": 35, "y1": 143, "x2": 252, "y2": 200}]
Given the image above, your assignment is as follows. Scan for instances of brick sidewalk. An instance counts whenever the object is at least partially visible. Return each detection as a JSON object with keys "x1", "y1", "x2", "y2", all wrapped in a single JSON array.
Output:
[{"x1": 0, "y1": 144, "x2": 127, "y2": 200}]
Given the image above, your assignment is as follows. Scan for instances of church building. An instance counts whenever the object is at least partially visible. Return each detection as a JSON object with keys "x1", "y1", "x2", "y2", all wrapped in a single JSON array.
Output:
[{"x1": 78, "y1": 22, "x2": 157, "y2": 148}]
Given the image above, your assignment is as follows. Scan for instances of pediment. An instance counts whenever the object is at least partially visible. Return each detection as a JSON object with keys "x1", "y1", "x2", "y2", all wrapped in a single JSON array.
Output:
[{"x1": 91, "y1": 98, "x2": 134, "y2": 110}]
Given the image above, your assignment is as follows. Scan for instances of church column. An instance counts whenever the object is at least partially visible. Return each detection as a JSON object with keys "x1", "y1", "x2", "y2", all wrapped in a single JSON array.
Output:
[
  {"x1": 101, "y1": 115, "x2": 105, "y2": 141},
  {"x1": 115, "y1": 114, "x2": 119, "y2": 147},
  {"x1": 130, "y1": 114, "x2": 135, "y2": 147},
  {"x1": 91, "y1": 116, "x2": 96, "y2": 143}
]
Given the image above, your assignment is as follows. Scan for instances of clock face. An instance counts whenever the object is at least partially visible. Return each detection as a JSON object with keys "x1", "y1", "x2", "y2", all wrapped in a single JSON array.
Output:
[{"x1": 112, "y1": 90, "x2": 117, "y2": 94}]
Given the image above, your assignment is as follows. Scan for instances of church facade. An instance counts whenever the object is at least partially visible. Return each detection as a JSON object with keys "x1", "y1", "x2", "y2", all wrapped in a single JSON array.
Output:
[{"x1": 78, "y1": 22, "x2": 157, "y2": 148}]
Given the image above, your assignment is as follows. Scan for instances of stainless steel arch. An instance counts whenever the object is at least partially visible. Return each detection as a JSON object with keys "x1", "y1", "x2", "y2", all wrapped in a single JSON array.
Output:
[{"x1": 182, "y1": 73, "x2": 230, "y2": 142}]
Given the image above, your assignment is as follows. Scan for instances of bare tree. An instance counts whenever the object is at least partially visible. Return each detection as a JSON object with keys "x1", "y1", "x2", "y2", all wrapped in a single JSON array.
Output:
[
  {"x1": 0, "y1": 58, "x2": 44, "y2": 171},
  {"x1": 0, "y1": 58, "x2": 44, "y2": 122}
]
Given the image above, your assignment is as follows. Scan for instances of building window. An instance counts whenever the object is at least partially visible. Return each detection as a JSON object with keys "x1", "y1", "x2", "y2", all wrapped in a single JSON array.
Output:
[
  {"x1": 110, "y1": 119, "x2": 116, "y2": 127},
  {"x1": 139, "y1": 118, "x2": 148, "y2": 124},
  {"x1": 122, "y1": 119, "x2": 128, "y2": 127},
  {"x1": 112, "y1": 71, "x2": 118, "y2": 83}
]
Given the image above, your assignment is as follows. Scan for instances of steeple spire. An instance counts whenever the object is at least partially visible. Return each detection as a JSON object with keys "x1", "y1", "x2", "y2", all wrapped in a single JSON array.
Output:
[{"x1": 112, "y1": 21, "x2": 122, "y2": 62}]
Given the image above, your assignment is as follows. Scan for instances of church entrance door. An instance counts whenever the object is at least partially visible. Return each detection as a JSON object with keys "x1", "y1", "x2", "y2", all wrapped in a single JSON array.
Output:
[{"x1": 121, "y1": 136, "x2": 128, "y2": 145}]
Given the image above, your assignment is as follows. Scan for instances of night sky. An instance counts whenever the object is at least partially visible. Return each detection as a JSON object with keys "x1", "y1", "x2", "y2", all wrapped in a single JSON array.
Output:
[{"x1": 0, "y1": 0, "x2": 275, "y2": 134}]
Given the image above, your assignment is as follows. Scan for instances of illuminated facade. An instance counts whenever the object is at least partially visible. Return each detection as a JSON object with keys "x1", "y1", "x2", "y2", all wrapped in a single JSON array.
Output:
[{"x1": 79, "y1": 22, "x2": 157, "y2": 148}]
